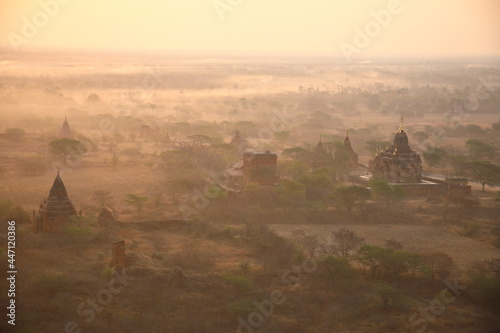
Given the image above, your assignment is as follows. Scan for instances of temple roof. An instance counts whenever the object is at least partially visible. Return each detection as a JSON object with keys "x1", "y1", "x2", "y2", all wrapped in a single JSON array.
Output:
[
  {"x1": 393, "y1": 115, "x2": 412, "y2": 153},
  {"x1": 59, "y1": 116, "x2": 72, "y2": 138},
  {"x1": 344, "y1": 129, "x2": 353, "y2": 151},
  {"x1": 48, "y1": 172, "x2": 69, "y2": 199}
]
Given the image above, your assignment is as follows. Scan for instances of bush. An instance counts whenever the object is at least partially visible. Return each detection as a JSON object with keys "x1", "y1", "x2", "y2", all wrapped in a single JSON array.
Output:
[
  {"x1": 227, "y1": 298, "x2": 258, "y2": 316},
  {"x1": 32, "y1": 272, "x2": 70, "y2": 296},
  {"x1": 222, "y1": 273, "x2": 254, "y2": 292},
  {"x1": 461, "y1": 221, "x2": 480, "y2": 237},
  {"x1": 101, "y1": 266, "x2": 115, "y2": 278}
]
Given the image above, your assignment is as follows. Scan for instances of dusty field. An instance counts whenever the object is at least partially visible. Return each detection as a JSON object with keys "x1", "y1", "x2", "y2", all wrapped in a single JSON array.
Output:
[{"x1": 270, "y1": 224, "x2": 500, "y2": 270}]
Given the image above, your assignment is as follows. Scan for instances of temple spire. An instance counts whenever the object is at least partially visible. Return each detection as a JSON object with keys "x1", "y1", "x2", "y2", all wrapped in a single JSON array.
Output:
[{"x1": 399, "y1": 113, "x2": 404, "y2": 131}]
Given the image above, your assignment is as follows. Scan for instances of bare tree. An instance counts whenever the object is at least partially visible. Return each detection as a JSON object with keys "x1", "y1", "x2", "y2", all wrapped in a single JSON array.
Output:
[
  {"x1": 329, "y1": 228, "x2": 364, "y2": 259},
  {"x1": 149, "y1": 235, "x2": 166, "y2": 252}
]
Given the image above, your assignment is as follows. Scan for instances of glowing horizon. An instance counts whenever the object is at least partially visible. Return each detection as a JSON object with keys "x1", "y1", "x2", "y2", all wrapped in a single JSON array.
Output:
[{"x1": 1, "y1": 0, "x2": 499, "y2": 58}]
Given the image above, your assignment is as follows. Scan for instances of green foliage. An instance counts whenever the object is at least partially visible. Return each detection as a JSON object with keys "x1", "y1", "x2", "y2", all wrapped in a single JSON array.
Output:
[
  {"x1": 124, "y1": 193, "x2": 149, "y2": 216},
  {"x1": 465, "y1": 139, "x2": 496, "y2": 159},
  {"x1": 281, "y1": 146, "x2": 311, "y2": 161},
  {"x1": 358, "y1": 245, "x2": 388, "y2": 279},
  {"x1": 0, "y1": 200, "x2": 30, "y2": 224},
  {"x1": 380, "y1": 250, "x2": 421, "y2": 282},
  {"x1": 318, "y1": 255, "x2": 353, "y2": 287},
  {"x1": 329, "y1": 228, "x2": 365, "y2": 259},
  {"x1": 152, "y1": 252, "x2": 164, "y2": 260},
  {"x1": 369, "y1": 179, "x2": 407, "y2": 209},
  {"x1": 464, "y1": 160, "x2": 500, "y2": 191},
  {"x1": 239, "y1": 261, "x2": 252, "y2": 275},
  {"x1": 49, "y1": 138, "x2": 87, "y2": 163},
  {"x1": 333, "y1": 185, "x2": 371, "y2": 215},
  {"x1": 419, "y1": 252, "x2": 454, "y2": 285},
  {"x1": 460, "y1": 221, "x2": 481, "y2": 237},
  {"x1": 32, "y1": 272, "x2": 70, "y2": 296},
  {"x1": 222, "y1": 273, "x2": 254, "y2": 292},
  {"x1": 468, "y1": 259, "x2": 500, "y2": 313},
  {"x1": 227, "y1": 298, "x2": 258, "y2": 316},
  {"x1": 374, "y1": 282, "x2": 404, "y2": 310},
  {"x1": 62, "y1": 225, "x2": 93, "y2": 246},
  {"x1": 101, "y1": 266, "x2": 115, "y2": 278},
  {"x1": 298, "y1": 171, "x2": 334, "y2": 202},
  {"x1": 276, "y1": 179, "x2": 306, "y2": 210},
  {"x1": 422, "y1": 146, "x2": 447, "y2": 168}
]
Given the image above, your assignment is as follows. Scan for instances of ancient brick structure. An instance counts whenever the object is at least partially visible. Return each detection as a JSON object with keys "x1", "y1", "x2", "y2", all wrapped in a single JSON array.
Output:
[
  {"x1": 111, "y1": 240, "x2": 127, "y2": 269},
  {"x1": 369, "y1": 116, "x2": 422, "y2": 183},
  {"x1": 243, "y1": 151, "x2": 278, "y2": 185},
  {"x1": 230, "y1": 131, "x2": 249, "y2": 149},
  {"x1": 34, "y1": 172, "x2": 77, "y2": 233}
]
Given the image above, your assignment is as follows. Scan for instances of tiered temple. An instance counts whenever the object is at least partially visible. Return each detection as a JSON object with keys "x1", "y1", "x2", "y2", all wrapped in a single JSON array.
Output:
[
  {"x1": 369, "y1": 116, "x2": 422, "y2": 183},
  {"x1": 34, "y1": 172, "x2": 77, "y2": 233}
]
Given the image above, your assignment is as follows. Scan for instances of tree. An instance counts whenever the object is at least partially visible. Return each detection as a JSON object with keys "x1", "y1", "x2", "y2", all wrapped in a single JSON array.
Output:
[
  {"x1": 276, "y1": 179, "x2": 306, "y2": 212},
  {"x1": 298, "y1": 171, "x2": 334, "y2": 202},
  {"x1": 465, "y1": 160, "x2": 500, "y2": 191},
  {"x1": 49, "y1": 138, "x2": 87, "y2": 165},
  {"x1": 124, "y1": 194, "x2": 148, "y2": 216},
  {"x1": 149, "y1": 235, "x2": 166, "y2": 252},
  {"x1": 329, "y1": 228, "x2": 364, "y2": 259},
  {"x1": 380, "y1": 250, "x2": 421, "y2": 282},
  {"x1": 419, "y1": 252, "x2": 454, "y2": 286},
  {"x1": 465, "y1": 139, "x2": 496, "y2": 159},
  {"x1": 281, "y1": 147, "x2": 311, "y2": 162},
  {"x1": 318, "y1": 255, "x2": 353, "y2": 287},
  {"x1": 422, "y1": 146, "x2": 447, "y2": 169},
  {"x1": 358, "y1": 245, "x2": 388, "y2": 279},
  {"x1": 413, "y1": 131, "x2": 429, "y2": 144},
  {"x1": 370, "y1": 179, "x2": 407, "y2": 209},
  {"x1": 374, "y1": 282, "x2": 404, "y2": 310},
  {"x1": 333, "y1": 185, "x2": 371, "y2": 216},
  {"x1": 3, "y1": 128, "x2": 26, "y2": 142}
]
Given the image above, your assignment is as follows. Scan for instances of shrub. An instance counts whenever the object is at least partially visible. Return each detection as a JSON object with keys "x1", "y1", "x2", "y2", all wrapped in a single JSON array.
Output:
[
  {"x1": 222, "y1": 273, "x2": 254, "y2": 292},
  {"x1": 227, "y1": 298, "x2": 258, "y2": 316},
  {"x1": 461, "y1": 221, "x2": 480, "y2": 237},
  {"x1": 101, "y1": 265, "x2": 115, "y2": 278},
  {"x1": 32, "y1": 272, "x2": 70, "y2": 296}
]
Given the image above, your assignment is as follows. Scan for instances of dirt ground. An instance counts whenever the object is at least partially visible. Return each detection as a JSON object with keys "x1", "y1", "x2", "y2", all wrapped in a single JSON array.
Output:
[{"x1": 270, "y1": 223, "x2": 500, "y2": 270}]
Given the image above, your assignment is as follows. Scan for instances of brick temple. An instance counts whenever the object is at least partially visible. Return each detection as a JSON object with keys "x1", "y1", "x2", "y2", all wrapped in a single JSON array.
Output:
[{"x1": 34, "y1": 172, "x2": 77, "y2": 233}]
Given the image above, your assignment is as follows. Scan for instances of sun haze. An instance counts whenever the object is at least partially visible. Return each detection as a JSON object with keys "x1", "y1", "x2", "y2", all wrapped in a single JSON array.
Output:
[{"x1": 1, "y1": 0, "x2": 499, "y2": 57}]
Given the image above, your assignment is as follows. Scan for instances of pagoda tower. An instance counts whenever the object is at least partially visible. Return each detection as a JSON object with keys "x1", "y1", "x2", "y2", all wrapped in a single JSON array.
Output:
[
  {"x1": 343, "y1": 129, "x2": 359, "y2": 168},
  {"x1": 59, "y1": 117, "x2": 73, "y2": 139},
  {"x1": 34, "y1": 172, "x2": 77, "y2": 233},
  {"x1": 369, "y1": 116, "x2": 422, "y2": 183}
]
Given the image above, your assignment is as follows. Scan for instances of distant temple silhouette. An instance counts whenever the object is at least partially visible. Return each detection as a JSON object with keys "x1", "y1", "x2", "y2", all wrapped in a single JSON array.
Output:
[
  {"x1": 59, "y1": 117, "x2": 73, "y2": 139},
  {"x1": 34, "y1": 172, "x2": 77, "y2": 233},
  {"x1": 343, "y1": 129, "x2": 359, "y2": 169}
]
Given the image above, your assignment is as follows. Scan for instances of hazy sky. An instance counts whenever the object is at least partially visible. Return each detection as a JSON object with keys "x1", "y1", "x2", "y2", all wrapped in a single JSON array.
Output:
[{"x1": 1, "y1": 0, "x2": 499, "y2": 57}]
